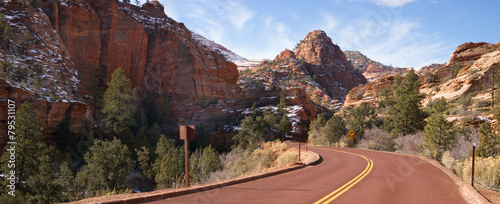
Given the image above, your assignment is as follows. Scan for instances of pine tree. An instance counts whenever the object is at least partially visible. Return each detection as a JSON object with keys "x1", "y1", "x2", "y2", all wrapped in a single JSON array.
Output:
[
  {"x1": 102, "y1": 67, "x2": 136, "y2": 135},
  {"x1": 277, "y1": 114, "x2": 292, "y2": 140},
  {"x1": 56, "y1": 162, "x2": 76, "y2": 202},
  {"x1": 309, "y1": 113, "x2": 327, "y2": 133},
  {"x1": 83, "y1": 137, "x2": 133, "y2": 193},
  {"x1": 2, "y1": 25, "x2": 13, "y2": 48},
  {"x1": 476, "y1": 122, "x2": 500, "y2": 157},
  {"x1": 277, "y1": 91, "x2": 286, "y2": 117},
  {"x1": 233, "y1": 115, "x2": 265, "y2": 150},
  {"x1": 0, "y1": 102, "x2": 63, "y2": 202},
  {"x1": 423, "y1": 114, "x2": 455, "y2": 159},
  {"x1": 26, "y1": 146, "x2": 62, "y2": 203},
  {"x1": 384, "y1": 69, "x2": 427, "y2": 136},
  {"x1": 347, "y1": 102, "x2": 376, "y2": 137},
  {"x1": 20, "y1": 30, "x2": 32, "y2": 54},
  {"x1": 325, "y1": 115, "x2": 347, "y2": 144},
  {"x1": 431, "y1": 97, "x2": 448, "y2": 114},
  {"x1": 135, "y1": 146, "x2": 155, "y2": 191}
]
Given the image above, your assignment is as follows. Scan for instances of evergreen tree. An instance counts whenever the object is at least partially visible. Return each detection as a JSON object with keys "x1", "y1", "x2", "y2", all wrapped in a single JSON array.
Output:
[
  {"x1": 56, "y1": 162, "x2": 76, "y2": 202},
  {"x1": 83, "y1": 137, "x2": 133, "y2": 193},
  {"x1": 26, "y1": 146, "x2": 62, "y2": 204},
  {"x1": 190, "y1": 145, "x2": 221, "y2": 184},
  {"x1": 2, "y1": 25, "x2": 13, "y2": 48},
  {"x1": 384, "y1": 69, "x2": 427, "y2": 136},
  {"x1": 423, "y1": 114, "x2": 455, "y2": 159},
  {"x1": 277, "y1": 114, "x2": 293, "y2": 140},
  {"x1": 309, "y1": 113, "x2": 327, "y2": 133},
  {"x1": 135, "y1": 146, "x2": 155, "y2": 191},
  {"x1": 0, "y1": 102, "x2": 63, "y2": 202},
  {"x1": 347, "y1": 102, "x2": 376, "y2": 137},
  {"x1": 20, "y1": 30, "x2": 32, "y2": 54},
  {"x1": 277, "y1": 91, "x2": 286, "y2": 117},
  {"x1": 477, "y1": 122, "x2": 500, "y2": 157},
  {"x1": 0, "y1": 102, "x2": 43, "y2": 192},
  {"x1": 102, "y1": 67, "x2": 136, "y2": 135},
  {"x1": 325, "y1": 115, "x2": 347, "y2": 144},
  {"x1": 431, "y1": 97, "x2": 448, "y2": 114},
  {"x1": 233, "y1": 114, "x2": 265, "y2": 150},
  {"x1": 155, "y1": 146, "x2": 184, "y2": 189}
]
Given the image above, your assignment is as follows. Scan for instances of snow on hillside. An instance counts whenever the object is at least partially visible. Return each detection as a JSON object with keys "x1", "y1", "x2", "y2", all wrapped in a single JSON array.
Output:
[{"x1": 191, "y1": 31, "x2": 246, "y2": 62}]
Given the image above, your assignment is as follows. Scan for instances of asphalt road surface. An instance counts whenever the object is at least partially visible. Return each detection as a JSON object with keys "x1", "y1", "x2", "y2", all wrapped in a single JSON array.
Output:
[{"x1": 147, "y1": 143, "x2": 468, "y2": 204}]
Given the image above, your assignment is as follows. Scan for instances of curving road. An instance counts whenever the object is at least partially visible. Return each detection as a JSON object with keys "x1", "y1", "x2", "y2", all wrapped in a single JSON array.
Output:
[{"x1": 147, "y1": 143, "x2": 468, "y2": 204}]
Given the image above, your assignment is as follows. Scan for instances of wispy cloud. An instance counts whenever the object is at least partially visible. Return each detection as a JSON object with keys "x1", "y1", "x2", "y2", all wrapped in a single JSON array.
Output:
[
  {"x1": 330, "y1": 14, "x2": 453, "y2": 68},
  {"x1": 364, "y1": 0, "x2": 417, "y2": 7}
]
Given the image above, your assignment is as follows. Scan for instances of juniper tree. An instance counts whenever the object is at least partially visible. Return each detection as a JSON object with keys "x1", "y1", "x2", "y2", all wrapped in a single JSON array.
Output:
[
  {"x1": 325, "y1": 115, "x2": 347, "y2": 144},
  {"x1": 83, "y1": 137, "x2": 133, "y2": 193}
]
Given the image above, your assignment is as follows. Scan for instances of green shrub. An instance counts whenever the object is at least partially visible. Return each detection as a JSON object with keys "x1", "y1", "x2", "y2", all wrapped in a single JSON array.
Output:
[
  {"x1": 455, "y1": 156, "x2": 500, "y2": 190},
  {"x1": 475, "y1": 100, "x2": 492, "y2": 108}
]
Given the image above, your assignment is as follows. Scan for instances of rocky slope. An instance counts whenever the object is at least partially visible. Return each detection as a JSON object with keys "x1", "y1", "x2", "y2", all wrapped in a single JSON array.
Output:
[
  {"x1": 343, "y1": 42, "x2": 500, "y2": 108},
  {"x1": 293, "y1": 30, "x2": 367, "y2": 101},
  {"x1": 239, "y1": 30, "x2": 367, "y2": 110},
  {"x1": 344, "y1": 50, "x2": 408, "y2": 81}
]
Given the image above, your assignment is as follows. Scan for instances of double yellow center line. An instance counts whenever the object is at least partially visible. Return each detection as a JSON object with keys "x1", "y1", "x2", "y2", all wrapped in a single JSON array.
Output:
[{"x1": 313, "y1": 147, "x2": 374, "y2": 204}]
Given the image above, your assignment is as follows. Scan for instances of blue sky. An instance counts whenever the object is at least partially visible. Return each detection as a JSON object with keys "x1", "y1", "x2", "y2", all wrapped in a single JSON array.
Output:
[{"x1": 140, "y1": 0, "x2": 500, "y2": 69}]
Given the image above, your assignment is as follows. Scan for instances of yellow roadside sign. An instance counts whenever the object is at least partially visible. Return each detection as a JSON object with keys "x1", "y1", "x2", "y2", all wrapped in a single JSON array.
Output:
[{"x1": 349, "y1": 130, "x2": 354, "y2": 140}]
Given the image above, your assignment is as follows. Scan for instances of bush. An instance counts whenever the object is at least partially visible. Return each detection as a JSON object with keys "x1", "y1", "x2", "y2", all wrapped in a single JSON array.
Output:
[
  {"x1": 450, "y1": 129, "x2": 479, "y2": 160},
  {"x1": 475, "y1": 100, "x2": 492, "y2": 108},
  {"x1": 357, "y1": 128, "x2": 395, "y2": 151},
  {"x1": 455, "y1": 156, "x2": 500, "y2": 190},
  {"x1": 277, "y1": 151, "x2": 298, "y2": 166},
  {"x1": 394, "y1": 132, "x2": 424, "y2": 155},
  {"x1": 441, "y1": 151, "x2": 456, "y2": 169}
]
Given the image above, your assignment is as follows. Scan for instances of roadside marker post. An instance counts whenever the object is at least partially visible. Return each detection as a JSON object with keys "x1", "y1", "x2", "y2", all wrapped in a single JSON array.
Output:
[
  {"x1": 180, "y1": 125, "x2": 195, "y2": 187},
  {"x1": 472, "y1": 143, "x2": 476, "y2": 187}
]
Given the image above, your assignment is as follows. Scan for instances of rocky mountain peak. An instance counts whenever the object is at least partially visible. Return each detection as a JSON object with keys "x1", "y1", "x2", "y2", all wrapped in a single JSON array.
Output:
[
  {"x1": 275, "y1": 49, "x2": 295, "y2": 61},
  {"x1": 344, "y1": 50, "x2": 407, "y2": 81},
  {"x1": 141, "y1": 0, "x2": 167, "y2": 18},
  {"x1": 293, "y1": 30, "x2": 347, "y2": 67}
]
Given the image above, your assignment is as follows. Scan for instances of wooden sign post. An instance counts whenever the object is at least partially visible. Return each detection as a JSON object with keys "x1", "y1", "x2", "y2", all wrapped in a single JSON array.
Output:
[{"x1": 180, "y1": 125, "x2": 195, "y2": 187}]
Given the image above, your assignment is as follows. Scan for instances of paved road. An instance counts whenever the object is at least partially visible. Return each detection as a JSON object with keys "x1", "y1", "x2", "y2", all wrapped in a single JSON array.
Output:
[{"x1": 147, "y1": 143, "x2": 468, "y2": 204}]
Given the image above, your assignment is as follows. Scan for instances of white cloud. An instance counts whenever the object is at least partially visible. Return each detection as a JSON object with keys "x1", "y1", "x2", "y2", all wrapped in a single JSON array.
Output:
[
  {"x1": 331, "y1": 16, "x2": 453, "y2": 68},
  {"x1": 357, "y1": 0, "x2": 417, "y2": 7}
]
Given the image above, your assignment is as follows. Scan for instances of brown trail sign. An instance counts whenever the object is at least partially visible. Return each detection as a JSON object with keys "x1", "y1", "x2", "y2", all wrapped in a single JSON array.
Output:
[{"x1": 180, "y1": 125, "x2": 195, "y2": 187}]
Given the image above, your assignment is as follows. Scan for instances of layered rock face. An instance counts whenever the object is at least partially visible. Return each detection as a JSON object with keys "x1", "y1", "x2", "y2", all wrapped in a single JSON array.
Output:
[
  {"x1": 0, "y1": 80, "x2": 88, "y2": 150},
  {"x1": 422, "y1": 42, "x2": 500, "y2": 105},
  {"x1": 0, "y1": 0, "x2": 242, "y2": 150},
  {"x1": 293, "y1": 30, "x2": 367, "y2": 101},
  {"x1": 38, "y1": 0, "x2": 241, "y2": 124}
]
